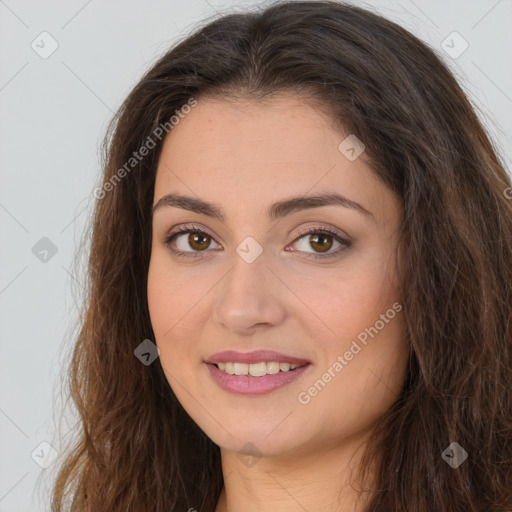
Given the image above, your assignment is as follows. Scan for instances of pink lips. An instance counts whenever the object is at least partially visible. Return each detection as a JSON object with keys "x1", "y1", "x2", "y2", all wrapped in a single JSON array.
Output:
[
  {"x1": 204, "y1": 350, "x2": 311, "y2": 396},
  {"x1": 205, "y1": 350, "x2": 310, "y2": 365}
]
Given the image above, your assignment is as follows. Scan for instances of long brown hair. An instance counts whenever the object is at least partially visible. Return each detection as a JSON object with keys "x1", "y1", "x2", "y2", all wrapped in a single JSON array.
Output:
[{"x1": 51, "y1": 1, "x2": 512, "y2": 510}]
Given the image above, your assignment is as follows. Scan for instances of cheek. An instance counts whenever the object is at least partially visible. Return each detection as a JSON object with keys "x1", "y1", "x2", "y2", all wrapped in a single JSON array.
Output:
[
  {"x1": 147, "y1": 253, "x2": 208, "y2": 359},
  {"x1": 294, "y1": 253, "x2": 399, "y2": 346},
  {"x1": 147, "y1": 256, "x2": 174, "y2": 339},
  {"x1": 295, "y1": 249, "x2": 406, "y2": 404},
  {"x1": 147, "y1": 247, "x2": 229, "y2": 384},
  {"x1": 298, "y1": 299, "x2": 406, "y2": 440}
]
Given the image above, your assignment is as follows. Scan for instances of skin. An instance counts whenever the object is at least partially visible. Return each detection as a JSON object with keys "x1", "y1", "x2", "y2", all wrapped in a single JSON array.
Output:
[{"x1": 147, "y1": 94, "x2": 409, "y2": 512}]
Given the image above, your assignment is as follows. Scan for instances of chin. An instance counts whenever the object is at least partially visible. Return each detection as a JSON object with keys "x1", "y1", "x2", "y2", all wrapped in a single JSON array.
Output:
[{"x1": 197, "y1": 416, "x2": 310, "y2": 457}]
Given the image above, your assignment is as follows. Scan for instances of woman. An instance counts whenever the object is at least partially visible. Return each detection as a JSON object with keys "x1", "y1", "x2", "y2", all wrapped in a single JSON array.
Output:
[{"x1": 51, "y1": 1, "x2": 512, "y2": 511}]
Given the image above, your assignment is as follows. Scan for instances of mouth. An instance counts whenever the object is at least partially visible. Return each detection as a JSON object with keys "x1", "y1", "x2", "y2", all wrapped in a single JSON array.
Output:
[
  {"x1": 211, "y1": 361, "x2": 306, "y2": 376},
  {"x1": 204, "y1": 350, "x2": 311, "y2": 395}
]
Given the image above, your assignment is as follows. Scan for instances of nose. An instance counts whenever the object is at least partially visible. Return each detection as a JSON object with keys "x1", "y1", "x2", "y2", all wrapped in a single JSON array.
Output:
[{"x1": 212, "y1": 252, "x2": 287, "y2": 336}]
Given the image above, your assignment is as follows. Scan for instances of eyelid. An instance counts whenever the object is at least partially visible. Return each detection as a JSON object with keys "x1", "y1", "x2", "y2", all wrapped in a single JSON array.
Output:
[
  {"x1": 293, "y1": 224, "x2": 351, "y2": 242},
  {"x1": 164, "y1": 222, "x2": 223, "y2": 248},
  {"x1": 166, "y1": 222, "x2": 215, "y2": 238}
]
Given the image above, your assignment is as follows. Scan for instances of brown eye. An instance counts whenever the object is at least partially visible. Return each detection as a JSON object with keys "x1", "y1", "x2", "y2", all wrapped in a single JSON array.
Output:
[
  {"x1": 164, "y1": 227, "x2": 222, "y2": 258},
  {"x1": 289, "y1": 227, "x2": 351, "y2": 260},
  {"x1": 308, "y1": 233, "x2": 333, "y2": 253},
  {"x1": 187, "y1": 232, "x2": 211, "y2": 251}
]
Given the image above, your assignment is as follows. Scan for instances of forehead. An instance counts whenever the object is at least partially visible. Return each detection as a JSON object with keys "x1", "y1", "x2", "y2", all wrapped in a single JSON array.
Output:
[
  {"x1": 159, "y1": 94, "x2": 338, "y2": 164},
  {"x1": 153, "y1": 94, "x2": 397, "y2": 225}
]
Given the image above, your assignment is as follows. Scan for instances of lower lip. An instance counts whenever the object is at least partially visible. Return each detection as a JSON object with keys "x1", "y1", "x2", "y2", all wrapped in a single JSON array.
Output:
[{"x1": 206, "y1": 363, "x2": 311, "y2": 395}]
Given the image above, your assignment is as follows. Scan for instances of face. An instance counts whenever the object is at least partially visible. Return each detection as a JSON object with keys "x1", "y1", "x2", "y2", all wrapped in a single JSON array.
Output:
[{"x1": 147, "y1": 94, "x2": 408, "y2": 459}]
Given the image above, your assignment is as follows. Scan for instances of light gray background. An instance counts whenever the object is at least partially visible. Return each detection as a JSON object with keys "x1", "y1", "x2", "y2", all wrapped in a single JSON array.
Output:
[{"x1": 1, "y1": 0, "x2": 511, "y2": 510}]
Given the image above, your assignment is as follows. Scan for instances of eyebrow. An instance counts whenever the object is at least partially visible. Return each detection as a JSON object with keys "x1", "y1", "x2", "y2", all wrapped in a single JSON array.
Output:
[{"x1": 152, "y1": 192, "x2": 373, "y2": 221}]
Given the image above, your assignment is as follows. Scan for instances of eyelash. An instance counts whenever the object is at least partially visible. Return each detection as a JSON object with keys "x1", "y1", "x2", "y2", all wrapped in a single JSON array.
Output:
[{"x1": 163, "y1": 223, "x2": 351, "y2": 261}]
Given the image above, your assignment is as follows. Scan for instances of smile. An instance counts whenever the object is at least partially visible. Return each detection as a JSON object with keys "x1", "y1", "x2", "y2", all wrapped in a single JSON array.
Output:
[
  {"x1": 206, "y1": 361, "x2": 311, "y2": 395},
  {"x1": 205, "y1": 350, "x2": 311, "y2": 395},
  {"x1": 216, "y1": 361, "x2": 303, "y2": 376}
]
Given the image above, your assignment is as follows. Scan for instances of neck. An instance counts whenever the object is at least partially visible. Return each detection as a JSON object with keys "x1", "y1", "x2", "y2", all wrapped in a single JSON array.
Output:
[{"x1": 215, "y1": 431, "x2": 379, "y2": 512}]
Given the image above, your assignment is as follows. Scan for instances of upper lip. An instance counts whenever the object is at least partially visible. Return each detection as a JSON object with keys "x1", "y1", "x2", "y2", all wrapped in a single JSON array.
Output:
[{"x1": 205, "y1": 350, "x2": 310, "y2": 365}]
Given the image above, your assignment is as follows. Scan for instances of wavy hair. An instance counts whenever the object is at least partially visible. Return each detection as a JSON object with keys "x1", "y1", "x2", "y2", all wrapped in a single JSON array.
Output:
[{"x1": 51, "y1": 1, "x2": 512, "y2": 510}]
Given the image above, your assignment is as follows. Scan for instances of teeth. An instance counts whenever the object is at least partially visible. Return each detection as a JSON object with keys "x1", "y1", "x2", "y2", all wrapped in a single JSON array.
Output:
[
  {"x1": 249, "y1": 362, "x2": 267, "y2": 377},
  {"x1": 266, "y1": 362, "x2": 280, "y2": 374},
  {"x1": 234, "y1": 362, "x2": 249, "y2": 375},
  {"x1": 215, "y1": 361, "x2": 304, "y2": 376}
]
